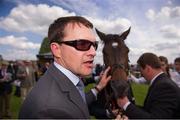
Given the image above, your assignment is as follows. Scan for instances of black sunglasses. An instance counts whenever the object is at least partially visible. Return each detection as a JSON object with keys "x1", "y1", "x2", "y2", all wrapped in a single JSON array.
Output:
[{"x1": 58, "y1": 39, "x2": 98, "y2": 51}]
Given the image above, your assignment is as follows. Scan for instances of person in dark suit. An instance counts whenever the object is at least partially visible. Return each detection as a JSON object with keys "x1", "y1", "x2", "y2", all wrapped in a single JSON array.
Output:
[
  {"x1": 19, "y1": 16, "x2": 112, "y2": 119},
  {"x1": 0, "y1": 61, "x2": 13, "y2": 118},
  {"x1": 115, "y1": 52, "x2": 180, "y2": 119}
]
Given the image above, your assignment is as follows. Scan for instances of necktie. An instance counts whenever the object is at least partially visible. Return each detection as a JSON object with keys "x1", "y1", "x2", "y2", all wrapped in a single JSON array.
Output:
[{"x1": 77, "y1": 79, "x2": 86, "y2": 103}]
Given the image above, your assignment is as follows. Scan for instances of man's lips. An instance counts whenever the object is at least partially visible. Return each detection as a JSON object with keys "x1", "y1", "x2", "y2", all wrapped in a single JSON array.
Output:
[{"x1": 83, "y1": 60, "x2": 94, "y2": 67}]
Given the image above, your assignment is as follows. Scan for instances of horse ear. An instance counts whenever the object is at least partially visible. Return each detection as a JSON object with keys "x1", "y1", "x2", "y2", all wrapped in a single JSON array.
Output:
[
  {"x1": 120, "y1": 27, "x2": 131, "y2": 40},
  {"x1": 95, "y1": 28, "x2": 106, "y2": 41}
]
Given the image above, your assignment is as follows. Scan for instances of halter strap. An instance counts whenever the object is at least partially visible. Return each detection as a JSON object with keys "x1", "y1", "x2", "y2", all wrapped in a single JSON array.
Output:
[{"x1": 110, "y1": 63, "x2": 129, "y2": 76}]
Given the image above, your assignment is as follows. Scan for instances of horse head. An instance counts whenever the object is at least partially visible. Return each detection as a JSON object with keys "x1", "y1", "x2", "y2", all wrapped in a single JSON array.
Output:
[
  {"x1": 95, "y1": 28, "x2": 131, "y2": 113},
  {"x1": 96, "y1": 27, "x2": 131, "y2": 81}
]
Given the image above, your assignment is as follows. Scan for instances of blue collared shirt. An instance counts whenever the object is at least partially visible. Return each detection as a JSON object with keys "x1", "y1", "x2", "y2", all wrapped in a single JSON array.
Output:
[
  {"x1": 54, "y1": 62, "x2": 80, "y2": 86},
  {"x1": 54, "y1": 62, "x2": 98, "y2": 98}
]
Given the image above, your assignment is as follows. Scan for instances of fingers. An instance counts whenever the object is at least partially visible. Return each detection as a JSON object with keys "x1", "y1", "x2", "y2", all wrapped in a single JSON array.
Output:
[
  {"x1": 99, "y1": 71, "x2": 103, "y2": 78},
  {"x1": 122, "y1": 115, "x2": 128, "y2": 120},
  {"x1": 102, "y1": 66, "x2": 111, "y2": 81},
  {"x1": 99, "y1": 66, "x2": 110, "y2": 77},
  {"x1": 104, "y1": 66, "x2": 112, "y2": 81},
  {"x1": 101, "y1": 66, "x2": 111, "y2": 79},
  {"x1": 104, "y1": 66, "x2": 111, "y2": 74},
  {"x1": 115, "y1": 114, "x2": 121, "y2": 120},
  {"x1": 96, "y1": 66, "x2": 111, "y2": 91},
  {"x1": 112, "y1": 109, "x2": 120, "y2": 116},
  {"x1": 115, "y1": 114, "x2": 129, "y2": 120}
]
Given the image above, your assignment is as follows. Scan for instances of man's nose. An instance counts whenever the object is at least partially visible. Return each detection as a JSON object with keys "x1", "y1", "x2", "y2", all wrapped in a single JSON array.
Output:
[{"x1": 88, "y1": 45, "x2": 96, "y2": 56}]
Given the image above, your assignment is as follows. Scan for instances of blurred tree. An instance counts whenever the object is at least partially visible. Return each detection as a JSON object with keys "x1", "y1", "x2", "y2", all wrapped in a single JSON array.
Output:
[{"x1": 39, "y1": 37, "x2": 50, "y2": 54}]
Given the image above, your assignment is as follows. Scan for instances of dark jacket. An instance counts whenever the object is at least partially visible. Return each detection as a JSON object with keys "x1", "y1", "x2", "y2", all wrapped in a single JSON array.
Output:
[
  {"x1": 125, "y1": 73, "x2": 180, "y2": 119},
  {"x1": 19, "y1": 64, "x2": 96, "y2": 119},
  {"x1": 0, "y1": 67, "x2": 13, "y2": 95}
]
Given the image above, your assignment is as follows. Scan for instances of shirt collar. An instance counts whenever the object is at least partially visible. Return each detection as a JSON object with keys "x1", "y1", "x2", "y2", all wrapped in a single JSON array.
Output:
[
  {"x1": 150, "y1": 71, "x2": 164, "y2": 85},
  {"x1": 53, "y1": 62, "x2": 80, "y2": 86}
]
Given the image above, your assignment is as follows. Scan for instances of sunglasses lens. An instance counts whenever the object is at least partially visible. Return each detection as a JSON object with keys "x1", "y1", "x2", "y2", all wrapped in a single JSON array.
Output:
[
  {"x1": 76, "y1": 40, "x2": 91, "y2": 51},
  {"x1": 76, "y1": 40, "x2": 98, "y2": 51},
  {"x1": 59, "y1": 39, "x2": 98, "y2": 51}
]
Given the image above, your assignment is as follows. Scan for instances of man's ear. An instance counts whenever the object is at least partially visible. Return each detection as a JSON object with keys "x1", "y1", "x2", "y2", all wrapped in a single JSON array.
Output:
[{"x1": 50, "y1": 43, "x2": 61, "y2": 58}]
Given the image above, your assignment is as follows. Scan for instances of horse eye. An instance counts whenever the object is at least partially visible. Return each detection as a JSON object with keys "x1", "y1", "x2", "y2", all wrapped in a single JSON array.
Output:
[{"x1": 112, "y1": 42, "x2": 118, "y2": 48}]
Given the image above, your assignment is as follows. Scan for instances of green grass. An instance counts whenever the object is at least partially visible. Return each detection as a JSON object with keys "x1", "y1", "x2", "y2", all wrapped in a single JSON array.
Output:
[
  {"x1": 10, "y1": 82, "x2": 148, "y2": 118},
  {"x1": 85, "y1": 82, "x2": 148, "y2": 106},
  {"x1": 10, "y1": 87, "x2": 21, "y2": 118},
  {"x1": 131, "y1": 83, "x2": 149, "y2": 106}
]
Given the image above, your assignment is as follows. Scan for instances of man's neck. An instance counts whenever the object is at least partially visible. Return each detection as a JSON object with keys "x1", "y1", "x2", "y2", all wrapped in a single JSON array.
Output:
[
  {"x1": 149, "y1": 69, "x2": 163, "y2": 81},
  {"x1": 150, "y1": 70, "x2": 163, "y2": 85}
]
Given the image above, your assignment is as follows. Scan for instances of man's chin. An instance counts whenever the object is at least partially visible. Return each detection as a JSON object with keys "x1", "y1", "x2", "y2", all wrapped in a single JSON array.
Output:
[{"x1": 82, "y1": 71, "x2": 92, "y2": 76}]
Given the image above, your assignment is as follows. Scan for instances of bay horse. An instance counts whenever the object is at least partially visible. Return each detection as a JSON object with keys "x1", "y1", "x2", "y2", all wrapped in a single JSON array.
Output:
[{"x1": 90, "y1": 27, "x2": 134, "y2": 118}]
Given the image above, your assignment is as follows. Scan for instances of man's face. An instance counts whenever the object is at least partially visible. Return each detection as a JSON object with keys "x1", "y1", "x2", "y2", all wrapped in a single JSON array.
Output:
[
  {"x1": 175, "y1": 62, "x2": 180, "y2": 72},
  {"x1": 139, "y1": 67, "x2": 146, "y2": 78},
  {"x1": 139, "y1": 65, "x2": 149, "y2": 81},
  {"x1": 53, "y1": 23, "x2": 96, "y2": 76}
]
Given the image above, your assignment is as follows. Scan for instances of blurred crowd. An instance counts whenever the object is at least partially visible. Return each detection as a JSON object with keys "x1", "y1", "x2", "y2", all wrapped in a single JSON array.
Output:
[{"x1": 0, "y1": 59, "x2": 51, "y2": 118}]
